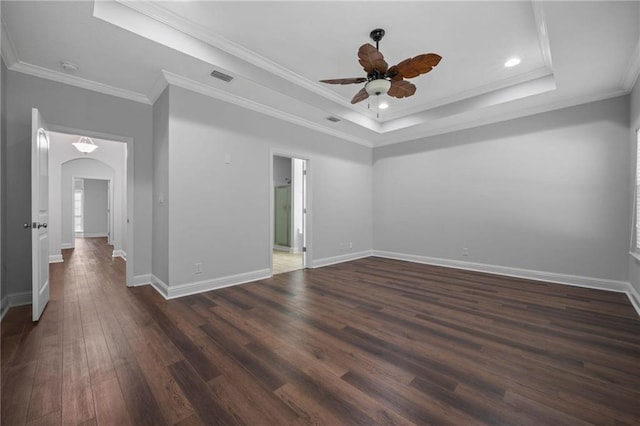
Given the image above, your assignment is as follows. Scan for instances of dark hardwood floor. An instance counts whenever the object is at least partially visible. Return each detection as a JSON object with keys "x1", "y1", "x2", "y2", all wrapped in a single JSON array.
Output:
[{"x1": 2, "y1": 237, "x2": 640, "y2": 425}]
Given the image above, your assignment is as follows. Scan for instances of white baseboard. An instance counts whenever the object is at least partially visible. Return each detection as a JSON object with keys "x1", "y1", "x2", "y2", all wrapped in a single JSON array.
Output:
[
  {"x1": 61, "y1": 243, "x2": 73, "y2": 249},
  {"x1": 8, "y1": 291, "x2": 32, "y2": 307},
  {"x1": 273, "y1": 245, "x2": 292, "y2": 252},
  {"x1": 311, "y1": 250, "x2": 373, "y2": 268},
  {"x1": 373, "y1": 250, "x2": 640, "y2": 316},
  {"x1": 0, "y1": 292, "x2": 31, "y2": 321},
  {"x1": 149, "y1": 274, "x2": 170, "y2": 298},
  {"x1": 112, "y1": 249, "x2": 127, "y2": 260},
  {"x1": 0, "y1": 295, "x2": 9, "y2": 321},
  {"x1": 628, "y1": 285, "x2": 640, "y2": 316},
  {"x1": 49, "y1": 254, "x2": 64, "y2": 263},
  {"x1": 76, "y1": 233, "x2": 108, "y2": 238},
  {"x1": 149, "y1": 268, "x2": 272, "y2": 300},
  {"x1": 131, "y1": 274, "x2": 151, "y2": 287}
]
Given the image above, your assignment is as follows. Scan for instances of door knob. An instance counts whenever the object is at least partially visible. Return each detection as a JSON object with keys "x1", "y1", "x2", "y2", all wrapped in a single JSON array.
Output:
[{"x1": 37, "y1": 223, "x2": 48, "y2": 229}]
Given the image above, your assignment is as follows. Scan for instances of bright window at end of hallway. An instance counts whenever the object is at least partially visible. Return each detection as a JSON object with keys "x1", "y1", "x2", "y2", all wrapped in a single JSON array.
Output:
[{"x1": 74, "y1": 181, "x2": 84, "y2": 233}]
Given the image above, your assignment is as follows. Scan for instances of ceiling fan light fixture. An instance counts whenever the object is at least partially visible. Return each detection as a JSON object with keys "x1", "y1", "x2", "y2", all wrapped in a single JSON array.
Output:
[
  {"x1": 379, "y1": 101, "x2": 389, "y2": 109},
  {"x1": 365, "y1": 78, "x2": 391, "y2": 96},
  {"x1": 72, "y1": 136, "x2": 98, "y2": 154},
  {"x1": 319, "y1": 28, "x2": 441, "y2": 106}
]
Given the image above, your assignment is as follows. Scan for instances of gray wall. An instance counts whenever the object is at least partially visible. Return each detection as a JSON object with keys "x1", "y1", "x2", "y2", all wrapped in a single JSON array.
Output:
[
  {"x1": 629, "y1": 77, "x2": 640, "y2": 295},
  {"x1": 152, "y1": 88, "x2": 170, "y2": 284},
  {"x1": 161, "y1": 85, "x2": 372, "y2": 286},
  {"x1": 81, "y1": 179, "x2": 109, "y2": 236},
  {"x1": 374, "y1": 96, "x2": 630, "y2": 282},
  {"x1": 4, "y1": 70, "x2": 152, "y2": 296}
]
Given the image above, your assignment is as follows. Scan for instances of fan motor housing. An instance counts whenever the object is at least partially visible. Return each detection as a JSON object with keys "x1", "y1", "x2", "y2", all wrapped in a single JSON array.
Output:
[{"x1": 365, "y1": 78, "x2": 391, "y2": 96}]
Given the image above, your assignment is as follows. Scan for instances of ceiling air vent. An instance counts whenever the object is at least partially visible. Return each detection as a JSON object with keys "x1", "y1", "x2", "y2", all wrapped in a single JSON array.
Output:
[
  {"x1": 210, "y1": 70, "x2": 233, "y2": 82},
  {"x1": 326, "y1": 116, "x2": 341, "y2": 123}
]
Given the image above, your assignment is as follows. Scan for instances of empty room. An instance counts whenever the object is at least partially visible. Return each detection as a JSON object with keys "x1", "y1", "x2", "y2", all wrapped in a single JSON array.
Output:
[{"x1": 1, "y1": 1, "x2": 640, "y2": 425}]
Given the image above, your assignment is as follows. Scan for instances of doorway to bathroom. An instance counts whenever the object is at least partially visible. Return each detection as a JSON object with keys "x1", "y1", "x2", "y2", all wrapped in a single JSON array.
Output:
[{"x1": 272, "y1": 154, "x2": 308, "y2": 274}]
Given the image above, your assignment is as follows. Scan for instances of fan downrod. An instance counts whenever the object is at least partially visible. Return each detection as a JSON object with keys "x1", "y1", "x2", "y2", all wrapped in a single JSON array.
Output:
[{"x1": 370, "y1": 28, "x2": 385, "y2": 50}]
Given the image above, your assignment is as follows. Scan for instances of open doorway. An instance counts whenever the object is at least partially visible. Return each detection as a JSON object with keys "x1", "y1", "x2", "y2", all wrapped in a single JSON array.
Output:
[
  {"x1": 272, "y1": 154, "x2": 308, "y2": 274},
  {"x1": 49, "y1": 131, "x2": 129, "y2": 282},
  {"x1": 72, "y1": 177, "x2": 112, "y2": 243}
]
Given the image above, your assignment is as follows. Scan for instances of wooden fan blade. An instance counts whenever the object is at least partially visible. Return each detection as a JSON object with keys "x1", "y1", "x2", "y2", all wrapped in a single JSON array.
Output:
[
  {"x1": 387, "y1": 80, "x2": 416, "y2": 99},
  {"x1": 358, "y1": 43, "x2": 388, "y2": 74},
  {"x1": 319, "y1": 78, "x2": 367, "y2": 85},
  {"x1": 351, "y1": 87, "x2": 369, "y2": 104},
  {"x1": 392, "y1": 53, "x2": 442, "y2": 79}
]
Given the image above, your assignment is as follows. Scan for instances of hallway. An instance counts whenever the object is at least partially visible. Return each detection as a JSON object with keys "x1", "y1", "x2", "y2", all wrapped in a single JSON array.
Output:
[{"x1": 1, "y1": 237, "x2": 133, "y2": 425}]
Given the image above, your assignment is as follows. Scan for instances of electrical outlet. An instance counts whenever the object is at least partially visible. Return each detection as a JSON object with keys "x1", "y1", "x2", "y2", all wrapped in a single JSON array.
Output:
[
  {"x1": 462, "y1": 248, "x2": 469, "y2": 257},
  {"x1": 194, "y1": 262, "x2": 203, "y2": 274},
  {"x1": 349, "y1": 241, "x2": 353, "y2": 249}
]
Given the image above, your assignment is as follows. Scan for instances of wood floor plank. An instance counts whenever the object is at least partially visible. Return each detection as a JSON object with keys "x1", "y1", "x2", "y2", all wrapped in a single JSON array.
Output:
[
  {"x1": 25, "y1": 411, "x2": 61, "y2": 426},
  {"x1": 61, "y1": 337, "x2": 95, "y2": 425},
  {"x1": 207, "y1": 374, "x2": 299, "y2": 426},
  {"x1": 92, "y1": 376, "x2": 132, "y2": 426},
  {"x1": 2, "y1": 238, "x2": 640, "y2": 425},
  {"x1": 112, "y1": 359, "x2": 168, "y2": 426},
  {"x1": 26, "y1": 333, "x2": 63, "y2": 422},
  {"x1": 130, "y1": 331, "x2": 196, "y2": 425},
  {"x1": 1, "y1": 361, "x2": 38, "y2": 425},
  {"x1": 168, "y1": 360, "x2": 241, "y2": 425}
]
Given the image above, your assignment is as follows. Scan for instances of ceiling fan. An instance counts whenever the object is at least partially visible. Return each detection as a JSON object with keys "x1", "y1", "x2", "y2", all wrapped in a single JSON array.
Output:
[{"x1": 320, "y1": 29, "x2": 442, "y2": 107}]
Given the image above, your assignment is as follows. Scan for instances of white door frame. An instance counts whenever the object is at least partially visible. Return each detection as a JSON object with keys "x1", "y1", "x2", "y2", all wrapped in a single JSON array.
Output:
[
  {"x1": 269, "y1": 149, "x2": 311, "y2": 274},
  {"x1": 49, "y1": 124, "x2": 134, "y2": 287}
]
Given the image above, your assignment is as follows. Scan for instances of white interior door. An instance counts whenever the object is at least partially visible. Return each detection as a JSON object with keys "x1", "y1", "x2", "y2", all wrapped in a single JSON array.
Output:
[{"x1": 31, "y1": 108, "x2": 50, "y2": 321}]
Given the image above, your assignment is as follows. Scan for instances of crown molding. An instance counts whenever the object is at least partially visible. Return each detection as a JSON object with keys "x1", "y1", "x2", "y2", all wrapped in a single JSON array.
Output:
[
  {"x1": 8, "y1": 60, "x2": 152, "y2": 104},
  {"x1": 161, "y1": 71, "x2": 372, "y2": 147},
  {"x1": 2, "y1": 13, "x2": 151, "y2": 104},
  {"x1": 374, "y1": 87, "x2": 628, "y2": 148},
  {"x1": 1, "y1": 17, "x2": 18, "y2": 67},
  {"x1": 381, "y1": 66, "x2": 553, "y2": 122}
]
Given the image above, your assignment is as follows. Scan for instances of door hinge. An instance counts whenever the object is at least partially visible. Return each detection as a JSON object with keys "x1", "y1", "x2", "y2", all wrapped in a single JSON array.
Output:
[
  {"x1": 303, "y1": 170, "x2": 307, "y2": 175},
  {"x1": 302, "y1": 247, "x2": 307, "y2": 252}
]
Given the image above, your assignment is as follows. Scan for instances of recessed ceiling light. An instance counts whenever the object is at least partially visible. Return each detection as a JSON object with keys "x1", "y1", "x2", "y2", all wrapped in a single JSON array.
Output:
[
  {"x1": 504, "y1": 57, "x2": 521, "y2": 68},
  {"x1": 60, "y1": 61, "x2": 78, "y2": 73},
  {"x1": 379, "y1": 101, "x2": 389, "y2": 109}
]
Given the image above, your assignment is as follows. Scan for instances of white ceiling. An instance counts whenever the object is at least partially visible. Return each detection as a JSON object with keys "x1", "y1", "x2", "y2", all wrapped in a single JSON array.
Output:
[{"x1": 2, "y1": 1, "x2": 639, "y2": 147}]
